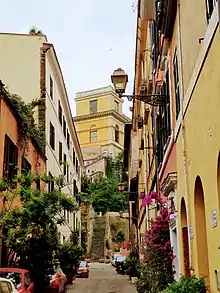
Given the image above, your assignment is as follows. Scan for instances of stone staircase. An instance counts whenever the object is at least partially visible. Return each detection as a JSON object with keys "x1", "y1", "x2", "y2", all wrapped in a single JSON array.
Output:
[{"x1": 90, "y1": 216, "x2": 106, "y2": 261}]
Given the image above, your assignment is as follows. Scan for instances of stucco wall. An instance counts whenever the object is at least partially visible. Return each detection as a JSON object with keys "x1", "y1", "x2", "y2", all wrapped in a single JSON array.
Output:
[{"x1": 176, "y1": 26, "x2": 220, "y2": 292}]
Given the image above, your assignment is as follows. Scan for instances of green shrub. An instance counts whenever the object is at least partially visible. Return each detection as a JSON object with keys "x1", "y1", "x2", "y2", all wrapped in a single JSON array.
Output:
[
  {"x1": 125, "y1": 251, "x2": 140, "y2": 278},
  {"x1": 161, "y1": 275, "x2": 207, "y2": 293}
]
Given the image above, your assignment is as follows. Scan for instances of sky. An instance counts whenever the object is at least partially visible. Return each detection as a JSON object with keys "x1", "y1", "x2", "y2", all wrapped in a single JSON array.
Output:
[{"x1": 0, "y1": 0, "x2": 137, "y2": 117}]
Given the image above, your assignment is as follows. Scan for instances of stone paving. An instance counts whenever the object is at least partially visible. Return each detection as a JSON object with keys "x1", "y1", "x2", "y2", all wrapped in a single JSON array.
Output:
[{"x1": 67, "y1": 262, "x2": 137, "y2": 293}]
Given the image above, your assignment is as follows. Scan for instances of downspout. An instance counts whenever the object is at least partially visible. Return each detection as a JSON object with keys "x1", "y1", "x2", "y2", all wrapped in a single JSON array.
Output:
[{"x1": 177, "y1": 0, "x2": 192, "y2": 267}]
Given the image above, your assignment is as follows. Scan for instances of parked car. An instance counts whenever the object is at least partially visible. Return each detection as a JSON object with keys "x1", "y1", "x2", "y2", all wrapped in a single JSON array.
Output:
[
  {"x1": 49, "y1": 266, "x2": 67, "y2": 293},
  {"x1": 115, "y1": 256, "x2": 126, "y2": 274},
  {"x1": 76, "y1": 261, "x2": 89, "y2": 278},
  {"x1": 0, "y1": 277, "x2": 19, "y2": 293},
  {"x1": 111, "y1": 254, "x2": 122, "y2": 267},
  {"x1": 0, "y1": 268, "x2": 34, "y2": 293}
]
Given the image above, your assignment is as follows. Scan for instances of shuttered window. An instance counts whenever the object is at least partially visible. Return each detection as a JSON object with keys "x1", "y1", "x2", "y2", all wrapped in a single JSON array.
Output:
[
  {"x1": 67, "y1": 131, "x2": 70, "y2": 149},
  {"x1": 63, "y1": 154, "x2": 67, "y2": 175},
  {"x1": 59, "y1": 142, "x2": 62, "y2": 164},
  {"x1": 90, "y1": 100, "x2": 97, "y2": 114},
  {"x1": 3, "y1": 134, "x2": 18, "y2": 183},
  {"x1": 58, "y1": 100, "x2": 62, "y2": 125},
  {"x1": 63, "y1": 117, "x2": 66, "y2": 138},
  {"x1": 49, "y1": 122, "x2": 55, "y2": 150},
  {"x1": 50, "y1": 76, "x2": 53, "y2": 100},
  {"x1": 48, "y1": 172, "x2": 54, "y2": 193}
]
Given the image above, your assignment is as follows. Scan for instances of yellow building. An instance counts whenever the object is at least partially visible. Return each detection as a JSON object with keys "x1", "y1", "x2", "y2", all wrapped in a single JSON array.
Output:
[
  {"x1": 73, "y1": 86, "x2": 130, "y2": 167},
  {"x1": 130, "y1": 0, "x2": 220, "y2": 291},
  {"x1": 175, "y1": 2, "x2": 220, "y2": 292}
]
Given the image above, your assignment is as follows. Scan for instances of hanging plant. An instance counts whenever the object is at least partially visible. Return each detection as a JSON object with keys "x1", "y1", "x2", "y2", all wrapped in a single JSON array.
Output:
[{"x1": 8, "y1": 93, "x2": 45, "y2": 155}]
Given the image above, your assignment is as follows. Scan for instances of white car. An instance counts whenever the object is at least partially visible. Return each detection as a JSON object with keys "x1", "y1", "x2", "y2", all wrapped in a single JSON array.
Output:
[
  {"x1": 0, "y1": 277, "x2": 19, "y2": 293},
  {"x1": 111, "y1": 254, "x2": 122, "y2": 267}
]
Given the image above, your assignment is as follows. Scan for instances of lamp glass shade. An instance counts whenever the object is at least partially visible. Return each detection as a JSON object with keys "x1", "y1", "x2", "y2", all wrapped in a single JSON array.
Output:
[
  {"x1": 111, "y1": 68, "x2": 128, "y2": 94},
  {"x1": 117, "y1": 182, "x2": 126, "y2": 192}
]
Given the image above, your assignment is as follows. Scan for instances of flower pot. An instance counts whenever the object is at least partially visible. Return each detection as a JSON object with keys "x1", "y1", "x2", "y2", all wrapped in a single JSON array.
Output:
[{"x1": 131, "y1": 277, "x2": 137, "y2": 284}]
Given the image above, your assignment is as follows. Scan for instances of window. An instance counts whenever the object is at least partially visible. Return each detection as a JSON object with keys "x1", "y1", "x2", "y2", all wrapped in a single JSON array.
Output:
[
  {"x1": 90, "y1": 100, "x2": 97, "y2": 114},
  {"x1": 63, "y1": 117, "x2": 66, "y2": 138},
  {"x1": 114, "y1": 100, "x2": 119, "y2": 112},
  {"x1": 76, "y1": 158, "x2": 78, "y2": 174},
  {"x1": 73, "y1": 180, "x2": 76, "y2": 197},
  {"x1": 173, "y1": 51, "x2": 180, "y2": 119},
  {"x1": 48, "y1": 172, "x2": 55, "y2": 192},
  {"x1": 206, "y1": 0, "x2": 217, "y2": 20},
  {"x1": 3, "y1": 135, "x2": 18, "y2": 182},
  {"x1": 156, "y1": 71, "x2": 171, "y2": 168},
  {"x1": 115, "y1": 125, "x2": 119, "y2": 143},
  {"x1": 67, "y1": 131, "x2": 70, "y2": 149},
  {"x1": 63, "y1": 154, "x2": 67, "y2": 175},
  {"x1": 59, "y1": 142, "x2": 62, "y2": 164},
  {"x1": 73, "y1": 149, "x2": 76, "y2": 164},
  {"x1": 49, "y1": 122, "x2": 55, "y2": 150},
  {"x1": 50, "y1": 76, "x2": 53, "y2": 100},
  {"x1": 90, "y1": 129, "x2": 97, "y2": 143},
  {"x1": 67, "y1": 164, "x2": 69, "y2": 182},
  {"x1": 58, "y1": 101, "x2": 62, "y2": 125},
  {"x1": 21, "y1": 156, "x2": 31, "y2": 175}
]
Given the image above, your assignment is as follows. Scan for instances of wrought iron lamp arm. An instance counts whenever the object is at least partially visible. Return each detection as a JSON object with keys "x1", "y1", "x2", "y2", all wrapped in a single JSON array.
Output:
[{"x1": 119, "y1": 93, "x2": 165, "y2": 106}]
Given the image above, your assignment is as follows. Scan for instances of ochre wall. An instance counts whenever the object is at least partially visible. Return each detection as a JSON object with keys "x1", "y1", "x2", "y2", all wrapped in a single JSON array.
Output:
[{"x1": 176, "y1": 29, "x2": 220, "y2": 292}]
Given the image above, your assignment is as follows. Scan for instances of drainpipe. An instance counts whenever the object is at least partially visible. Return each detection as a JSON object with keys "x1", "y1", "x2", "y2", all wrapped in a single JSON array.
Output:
[{"x1": 177, "y1": 0, "x2": 192, "y2": 268}]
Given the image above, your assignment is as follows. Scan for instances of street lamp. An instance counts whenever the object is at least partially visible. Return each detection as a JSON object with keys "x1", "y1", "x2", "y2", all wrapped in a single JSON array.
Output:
[
  {"x1": 111, "y1": 68, "x2": 164, "y2": 106},
  {"x1": 117, "y1": 182, "x2": 127, "y2": 192}
]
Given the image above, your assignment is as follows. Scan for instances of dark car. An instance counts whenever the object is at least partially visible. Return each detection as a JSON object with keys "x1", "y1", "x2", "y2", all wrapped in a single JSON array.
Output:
[
  {"x1": 76, "y1": 261, "x2": 89, "y2": 278},
  {"x1": 115, "y1": 256, "x2": 126, "y2": 275}
]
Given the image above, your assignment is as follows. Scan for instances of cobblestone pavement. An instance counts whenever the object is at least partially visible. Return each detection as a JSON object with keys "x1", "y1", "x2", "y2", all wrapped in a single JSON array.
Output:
[{"x1": 67, "y1": 263, "x2": 137, "y2": 293}]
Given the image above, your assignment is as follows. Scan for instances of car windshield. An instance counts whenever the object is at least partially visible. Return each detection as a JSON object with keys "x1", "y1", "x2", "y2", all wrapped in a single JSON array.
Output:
[
  {"x1": 114, "y1": 255, "x2": 121, "y2": 260},
  {"x1": 117, "y1": 256, "x2": 125, "y2": 261},
  {"x1": 79, "y1": 261, "x2": 87, "y2": 267},
  {"x1": 0, "y1": 272, "x2": 22, "y2": 289}
]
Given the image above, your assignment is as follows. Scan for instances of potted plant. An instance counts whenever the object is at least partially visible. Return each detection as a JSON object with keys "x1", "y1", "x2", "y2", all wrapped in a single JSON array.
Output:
[{"x1": 161, "y1": 275, "x2": 208, "y2": 293}]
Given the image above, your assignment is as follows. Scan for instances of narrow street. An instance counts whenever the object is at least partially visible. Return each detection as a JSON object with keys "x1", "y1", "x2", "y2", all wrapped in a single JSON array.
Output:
[{"x1": 68, "y1": 263, "x2": 137, "y2": 293}]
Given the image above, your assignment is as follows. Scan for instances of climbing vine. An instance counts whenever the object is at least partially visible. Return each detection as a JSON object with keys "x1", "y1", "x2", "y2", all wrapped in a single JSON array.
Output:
[{"x1": 8, "y1": 93, "x2": 45, "y2": 154}]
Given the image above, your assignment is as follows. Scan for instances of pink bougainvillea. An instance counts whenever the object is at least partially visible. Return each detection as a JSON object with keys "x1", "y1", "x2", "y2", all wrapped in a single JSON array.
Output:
[
  {"x1": 141, "y1": 191, "x2": 166, "y2": 207},
  {"x1": 121, "y1": 239, "x2": 131, "y2": 250},
  {"x1": 139, "y1": 192, "x2": 145, "y2": 198}
]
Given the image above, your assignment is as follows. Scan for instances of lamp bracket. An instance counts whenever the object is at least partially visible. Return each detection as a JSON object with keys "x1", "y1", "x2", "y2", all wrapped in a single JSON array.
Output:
[{"x1": 120, "y1": 94, "x2": 165, "y2": 106}]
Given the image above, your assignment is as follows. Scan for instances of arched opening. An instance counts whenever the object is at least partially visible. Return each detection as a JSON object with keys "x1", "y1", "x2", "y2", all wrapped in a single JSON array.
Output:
[
  {"x1": 180, "y1": 198, "x2": 190, "y2": 276},
  {"x1": 115, "y1": 125, "x2": 119, "y2": 143},
  {"x1": 194, "y1": 176, "x2": 210, "y2": 284},
  {"x1": 90, "y1": 125, "x2": 97, "y2": 143}
]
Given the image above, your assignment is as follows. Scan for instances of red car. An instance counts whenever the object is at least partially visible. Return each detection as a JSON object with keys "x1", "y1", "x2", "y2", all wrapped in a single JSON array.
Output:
[
  {"x1": 0, "y1": 268, "x2": 34, "y2": 293},
  {"x1": 76, "y1": 261, "x2": 89, "y2": 278},
  {"x1": 49, "y1": 266, "x2": 67, "y2": 293}
]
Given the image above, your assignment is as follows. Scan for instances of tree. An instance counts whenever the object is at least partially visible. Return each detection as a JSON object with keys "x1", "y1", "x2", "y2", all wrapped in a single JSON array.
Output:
[
  {"x1": 29, "y1": 26, "x2": 43, "y2": 35},
  {"x1": 80, "y1": 175, "x2": 128, "y2": 213},
  {"x1": 56, "y1": 231, "x2": 83, "y2": 283},
  {"x1": 0, "y1": 173, "x2": 78, "y2": 293},
  {"x1": 113, "y1": 229, "x2": 125, "y2": 244}
]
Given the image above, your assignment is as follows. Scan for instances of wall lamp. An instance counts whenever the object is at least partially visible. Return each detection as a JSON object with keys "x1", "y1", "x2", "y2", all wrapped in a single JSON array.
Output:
[{"x1": 111, "y1": 68, "x2": 165, "y2": 106}]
